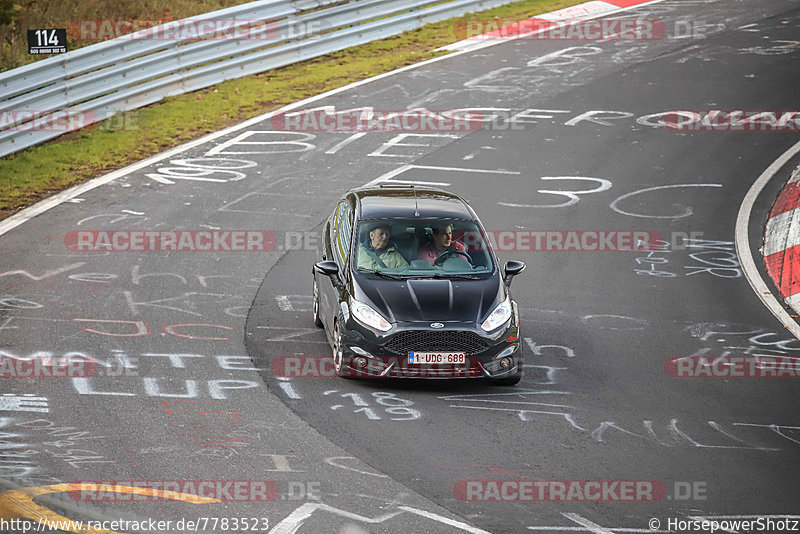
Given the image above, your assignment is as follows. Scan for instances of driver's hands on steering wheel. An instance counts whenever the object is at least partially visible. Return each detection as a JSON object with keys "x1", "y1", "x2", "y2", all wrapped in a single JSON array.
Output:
[{"x1": 433, "y1": 248, "x2": 473, "y2": 266}]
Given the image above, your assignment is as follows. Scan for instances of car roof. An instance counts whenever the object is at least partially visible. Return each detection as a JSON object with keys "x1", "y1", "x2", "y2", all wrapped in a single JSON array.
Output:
[{"x1": 348, "y1": 186, "x2": 476, "y2": 220}]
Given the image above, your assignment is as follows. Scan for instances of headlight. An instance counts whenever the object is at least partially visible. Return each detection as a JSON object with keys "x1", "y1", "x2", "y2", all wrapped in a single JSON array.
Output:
[
  {"x1": 481, "y1": 297, "x2": 512, "y2": 331},
  {"x1": 351, "y1": 300, "x2": 392, "y2": 332}
]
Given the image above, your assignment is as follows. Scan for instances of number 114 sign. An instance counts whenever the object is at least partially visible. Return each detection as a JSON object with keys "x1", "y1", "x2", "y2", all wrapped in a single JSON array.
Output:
[{"x1": 28, "y1": 28, "x2": 67, "y2": 54}]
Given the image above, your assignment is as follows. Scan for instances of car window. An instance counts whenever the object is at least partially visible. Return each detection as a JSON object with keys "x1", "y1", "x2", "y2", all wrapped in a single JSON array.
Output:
[
  {"x1": 355, "y1": 218, "x2": 494, "y2": 277},
  {"x1": 329, "y1": 204, "x2": 340, "y2": 232},
  {"x1": 324, "y1": 204, "x2": 340, "y2": 258},
  {"x1": 333, "y1": 201, "x2": 352, "y2": 269}
]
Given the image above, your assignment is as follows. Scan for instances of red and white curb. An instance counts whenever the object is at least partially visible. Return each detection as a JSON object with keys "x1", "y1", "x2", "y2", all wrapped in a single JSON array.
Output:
[
  {"x1": 440, "y1": 0, "x2": 660, "y2": 52},
  {"x1": 763, "y1": 165, "x2": 800, "y2": 311}
]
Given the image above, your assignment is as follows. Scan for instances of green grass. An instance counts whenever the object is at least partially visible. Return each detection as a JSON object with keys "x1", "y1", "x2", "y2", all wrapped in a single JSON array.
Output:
[{"x1": 0, "y1": 0, "x2": 584, "y2": 219}]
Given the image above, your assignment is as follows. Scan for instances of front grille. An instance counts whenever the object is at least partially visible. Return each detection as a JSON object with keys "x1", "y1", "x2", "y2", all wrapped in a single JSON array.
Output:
[
  {"x1": 385, "y1": 330, "x2": 489, "y2": 356},
  {"x1": 387, "y1": 365, "x2": 482, "y2": 378}
]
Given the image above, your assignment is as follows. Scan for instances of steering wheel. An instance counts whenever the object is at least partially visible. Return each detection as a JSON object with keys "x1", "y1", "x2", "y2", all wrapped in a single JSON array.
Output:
[{"x1": 433, "y1": 249, "x2": 473, "y2": 266}]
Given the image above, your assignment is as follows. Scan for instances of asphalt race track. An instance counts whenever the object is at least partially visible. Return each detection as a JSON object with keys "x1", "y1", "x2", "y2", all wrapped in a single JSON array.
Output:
[{"x1": 1, "y1": 0, "x2": 799, "y2": 532}]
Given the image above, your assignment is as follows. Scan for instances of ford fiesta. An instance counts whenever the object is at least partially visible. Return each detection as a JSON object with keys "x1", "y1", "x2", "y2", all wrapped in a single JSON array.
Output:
[{"x1": 312, "y1": 185, "x2": 525, "y2": 385}]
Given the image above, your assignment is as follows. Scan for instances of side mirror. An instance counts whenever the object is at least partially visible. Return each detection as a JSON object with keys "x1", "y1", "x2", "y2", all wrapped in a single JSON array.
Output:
[
  {"x1": 503, "y1": 260, "x2": 525, "y2": 286},
  {"x1": 314, "y1": 260, "x2": 339, "y2": 276},
  {"x1": 315, "y1": 260, "x2": 344, "y2": 288}
]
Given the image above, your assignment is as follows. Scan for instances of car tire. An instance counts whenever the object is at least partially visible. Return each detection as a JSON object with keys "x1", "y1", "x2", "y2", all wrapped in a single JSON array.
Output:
[
  {"x1": 331, "y1": 319, "x2": 351, "y2": 378},
  {"x1": 312, "y1": 276, "x2": 323, "y2": 328}
]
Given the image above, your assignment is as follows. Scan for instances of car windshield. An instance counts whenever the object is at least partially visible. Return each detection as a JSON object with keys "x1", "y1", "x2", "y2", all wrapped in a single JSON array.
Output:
[{"x1": 354, "y1": 218, "x2": 494, "y2": 277}]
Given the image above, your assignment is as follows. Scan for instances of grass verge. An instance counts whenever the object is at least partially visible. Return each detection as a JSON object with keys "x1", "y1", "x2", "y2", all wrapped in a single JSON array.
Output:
[{"x1": 0, "y1": 0, "x2": 586, "y2": 220}]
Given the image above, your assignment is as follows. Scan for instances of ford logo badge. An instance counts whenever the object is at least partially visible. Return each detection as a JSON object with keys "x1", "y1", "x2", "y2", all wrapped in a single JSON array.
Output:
[{"x1": 431, "y1": 322, "x2": 444, "y2": 329}]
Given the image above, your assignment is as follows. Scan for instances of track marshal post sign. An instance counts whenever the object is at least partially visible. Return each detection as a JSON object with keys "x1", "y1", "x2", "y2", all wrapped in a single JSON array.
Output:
[{"x1": 27, "y1": 28, "x2": 67, "y2": 54}]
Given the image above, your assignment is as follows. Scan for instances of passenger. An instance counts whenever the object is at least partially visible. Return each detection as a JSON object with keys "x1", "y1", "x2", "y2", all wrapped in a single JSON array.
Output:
[
  {"x1": 417, "y1": 224, "x2": 467, "y2": 266},
  {"x1": 357, "y1": 224, "x2": 409, "y2": 269}
]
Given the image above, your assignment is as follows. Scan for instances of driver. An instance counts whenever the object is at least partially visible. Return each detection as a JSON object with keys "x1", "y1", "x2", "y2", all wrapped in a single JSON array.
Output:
[
  {"x1": 357, "y1": 224, "x2": 409, "y2": 269},
  {"x1": 417, "y1": 224, "x2": 467, "y2": 266}
]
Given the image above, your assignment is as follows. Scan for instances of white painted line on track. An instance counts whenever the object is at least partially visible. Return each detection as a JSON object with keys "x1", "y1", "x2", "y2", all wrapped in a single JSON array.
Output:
[
  {"x1": 0, "y1": 0, "x2": 668, "y2": 239},
  {"x1": 735, "y1": 139, "x2": 800, "y2": 341}
]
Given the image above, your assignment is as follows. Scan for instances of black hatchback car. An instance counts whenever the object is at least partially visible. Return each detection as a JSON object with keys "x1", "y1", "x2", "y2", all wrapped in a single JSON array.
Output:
[{"x1": 312, "y1": 185, "x2": 525, "y2": 385}]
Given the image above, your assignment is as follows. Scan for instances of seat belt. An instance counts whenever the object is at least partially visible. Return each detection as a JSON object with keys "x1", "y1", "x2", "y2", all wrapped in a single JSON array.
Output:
[{"x1": 364, "y1": 244, "x2": 388, "y2": 269}]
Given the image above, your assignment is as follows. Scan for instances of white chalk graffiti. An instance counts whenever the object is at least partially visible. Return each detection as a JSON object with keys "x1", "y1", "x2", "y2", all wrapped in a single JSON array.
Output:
[
  {"x1": 0, "y1": 417, "x2": 114, "y2": 483},
  {"x1": 276, "y1": 294, "x2": 313, "y2": 312},
  {"x1": 0, "y1": 349, "x2": 263, "y2": 400},
  {"x1": 0, "y1": 297, "x2": 43, "y2": 310},
  {"x1": 269, "y1": 502, "x2": 490, "y2": 534},
  {"x1": 685, "y1": 322, "x2": 800, "y2": 356},
  {"x1": 634, "y1": 238, "x2": 741, "y2": 279},
  {"x1": 324, "y1": 456, "x2": 389, "y2": 478},
  {"x1": 72, "y1": 377, "x2": 260, "y2": 400},
  {"x1": 527, "y1": 46, "x2": 603, "y2": 67},
  {"x1": 499, "y1": 176, "x2": 612, "y2": 208},
  {"x1": 206, "y1": 132, "x2": 316, "y2": 156},
  {"x1": 325, "y1": 391, "x2": 421, "y2": 421},
  {"x1": 145, "y1": 157, "x2": 257, "y2": 185},
  {"x1": 610, "y1": 184, "x2": 723, "y2": 219},
  {"x1": 442, "y1": 331, "x2": 798, "y2": 451}
]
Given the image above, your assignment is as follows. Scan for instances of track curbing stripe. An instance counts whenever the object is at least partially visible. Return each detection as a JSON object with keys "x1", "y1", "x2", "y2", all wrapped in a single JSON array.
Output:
[
  {"x1": 736, "y1": 141, "x2": 800, "y2": 340},
  {"x1": 763, "y1": 164, "x2": 800, "y2": 306}
]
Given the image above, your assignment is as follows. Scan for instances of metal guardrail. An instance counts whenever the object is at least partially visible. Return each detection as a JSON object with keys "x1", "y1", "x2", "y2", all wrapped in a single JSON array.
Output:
[{"x1": 0, "y1": 0, "x2": 514, "y2": 158}]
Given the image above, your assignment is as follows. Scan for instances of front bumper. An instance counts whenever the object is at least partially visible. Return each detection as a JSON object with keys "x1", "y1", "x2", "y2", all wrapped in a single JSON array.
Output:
[{"x1": 337, "y1": 312, "x2": 522, "y2": 379}]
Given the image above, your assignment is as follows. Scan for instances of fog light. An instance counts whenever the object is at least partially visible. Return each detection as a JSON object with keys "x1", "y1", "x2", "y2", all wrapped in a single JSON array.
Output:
[
  {"x1": 484, "y1": 357, "x2": 508, "y2": 373},
  {"x1": 353, "y1": 357, "x2": 368, "y2": 368}
]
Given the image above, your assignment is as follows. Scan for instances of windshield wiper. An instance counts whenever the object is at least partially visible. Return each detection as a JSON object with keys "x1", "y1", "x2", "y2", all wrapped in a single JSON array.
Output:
[
  {"x1": 408, "y1": 273, "x2": 481, "y2": 280},
  {"x1": 437, "y1": 273, "x2": 480, "y2": 280},
  {"x1": 361, "y1": 270, "x2": 406, "y2": 280}
]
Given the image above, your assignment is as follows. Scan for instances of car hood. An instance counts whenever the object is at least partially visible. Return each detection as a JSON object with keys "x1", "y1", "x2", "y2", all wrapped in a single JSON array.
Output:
[{"x1": 352, "y1": 274, "x2": 504, "y2": 324}]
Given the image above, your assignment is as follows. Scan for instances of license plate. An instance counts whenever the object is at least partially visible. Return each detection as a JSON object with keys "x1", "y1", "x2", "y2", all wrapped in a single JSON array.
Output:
[{"x1": 408, "y1": 352, "x2": 465, "y2": 364}]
